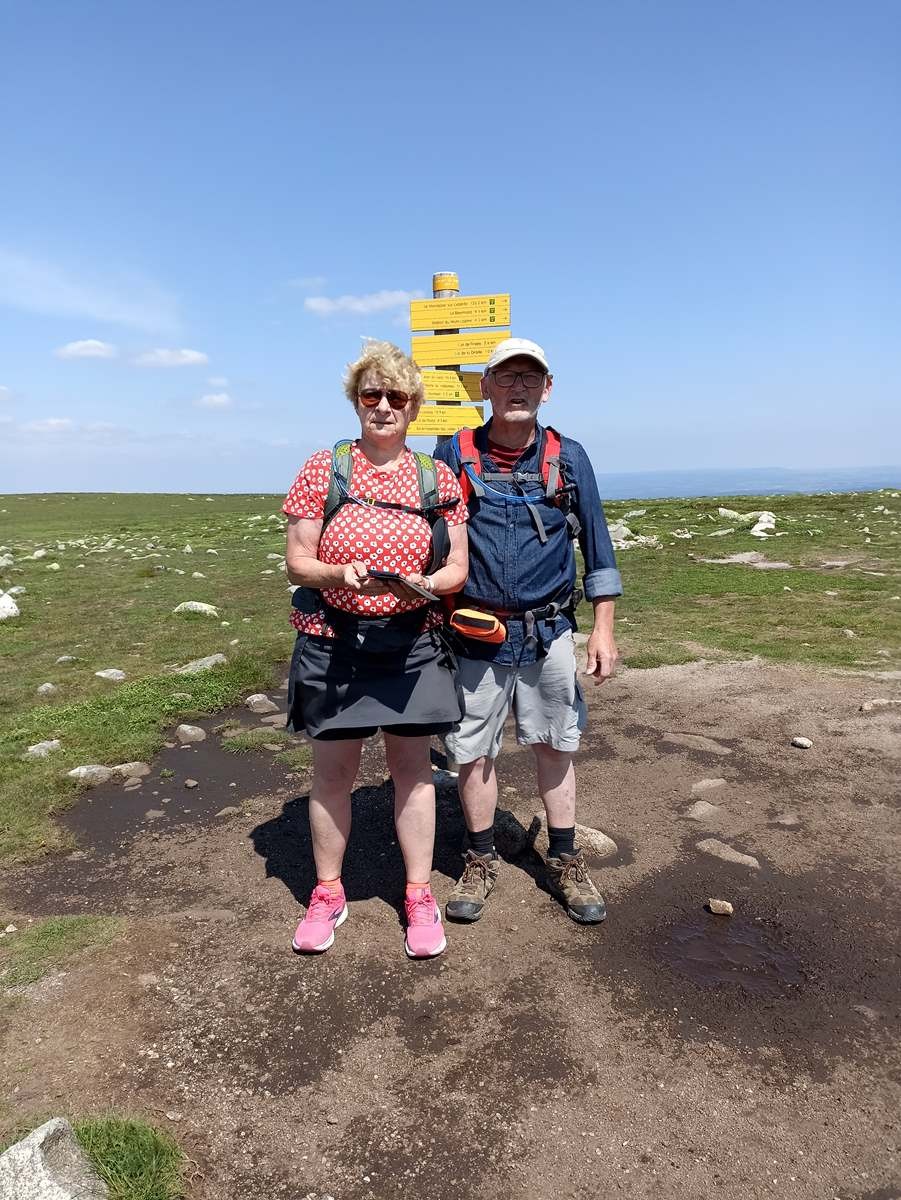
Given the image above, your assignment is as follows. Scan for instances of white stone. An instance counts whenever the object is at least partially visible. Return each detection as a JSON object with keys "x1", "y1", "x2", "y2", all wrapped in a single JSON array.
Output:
[
  {"x1": 112, "y1": 761, "x2": 151, "y2": 778},
  {"x1": 0, "y1": 553, "x2": 13, "y2": 567},
  {"x1": 174, "y1": 652, "x2": 227, "y2": 675},
  {"x1": 94, "y1": 668, "x2": 126, "y2": 682},
  {"x1": 685, "y1": 800, "x2": 721, "y2": 820},
  {"x1": 176, "y1": 723, "x2": 206, "y2": 744},
  {"x1": 0, "y1": 1117, "x2": 108, "y2": 1198},
  {"x1": 697, "y1": 838, "x2": 760, "y2": 869},
  {"x1": 183, "y1": 543, "x2": 193, "y2": 553},
  {"x1": 55, "y1": 655, "x2": 76, "y2": 664},
  {"x1": 172, "y1": 601, "x2": 219, "y2": 617},
  {"x1": 690, "y1": 778, "x2": 728, "y2": 795},
  {"x1": 791, "y1": 736, "x2": 813, "y2": 749},
  {"x1": 206, "y1": 548, "x2": 218, "y2": 555},
  {"x1": 67, "y1": 765, "x2": 113, "y2": 786},
  {"x1": 191, "y1": 571, "x2": 206, "y2": 579},
  {"x1": 31, "y1": 548, "x2": 48, "y2": 560},
  {"x1": 245, "y1": 693, "x2": 279, "y2": 714},
  {"x1": 0, "y1": 593, "x2": 20, "y2": 620},
  {"x1": 7, "y1": 585, "x2": 25, "y2": 595},
  {"x1": 24, "y1": 740, "x2": 61, "y2": 759},
  {"x1": 708, "y1": 898, "x2": 734, "y2": 915},
  {"x1": 37, "y1": 682, "x2": 58, "y2": 696},
  {"x1": 46, "y1": 562, "x2": 61, "y2": 571}
]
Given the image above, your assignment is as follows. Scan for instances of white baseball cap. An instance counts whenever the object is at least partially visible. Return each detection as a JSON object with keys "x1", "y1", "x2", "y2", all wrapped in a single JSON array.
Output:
[{"x1": 484, "y1": 336, "x2": 550, "y2": 375}]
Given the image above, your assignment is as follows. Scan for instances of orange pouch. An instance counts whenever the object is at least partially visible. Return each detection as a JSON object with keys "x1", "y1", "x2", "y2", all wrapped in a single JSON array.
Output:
[{"x1": 449, "y1": 608, "x2": 507, "y2": 645}]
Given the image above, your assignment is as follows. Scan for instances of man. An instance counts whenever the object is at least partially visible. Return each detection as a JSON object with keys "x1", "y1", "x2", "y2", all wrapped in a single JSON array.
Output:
[{"x1": 434, "y1": 337, "x2": 622, "y2": 925}]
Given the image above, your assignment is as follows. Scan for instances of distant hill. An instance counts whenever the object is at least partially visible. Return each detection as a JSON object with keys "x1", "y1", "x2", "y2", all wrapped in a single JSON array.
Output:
[{"x1": 597, "y1": 465, "x2": 900, "y2": 501}]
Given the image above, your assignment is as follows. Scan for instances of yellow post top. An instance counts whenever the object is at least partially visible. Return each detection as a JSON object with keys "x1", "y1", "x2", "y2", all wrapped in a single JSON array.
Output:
[{"x1": 432, "y1": 271, "x2": 460, "y2": 293}]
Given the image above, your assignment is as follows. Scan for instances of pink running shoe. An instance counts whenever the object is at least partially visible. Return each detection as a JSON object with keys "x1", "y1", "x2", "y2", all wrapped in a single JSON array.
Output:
[
  {"x1": 404, "y1": 887, "x2": 447, "y2": 959},
  {"x1": 292, "y1": 884, "x2": 347, "y2": 953}
]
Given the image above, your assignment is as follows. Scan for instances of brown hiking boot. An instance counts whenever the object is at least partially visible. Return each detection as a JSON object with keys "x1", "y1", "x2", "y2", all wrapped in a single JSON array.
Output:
[
  {"x1": 545, "y1": 850, "x2": 607, "y2": 924},
  {"x1": 445, "y1": 850, "x2": 499, "y2": 923}
]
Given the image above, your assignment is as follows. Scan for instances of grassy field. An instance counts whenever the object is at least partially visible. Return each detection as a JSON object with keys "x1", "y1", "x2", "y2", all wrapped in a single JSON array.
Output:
[{"x1": 1, "y1": 488, "x2": 899, "y2": 863}]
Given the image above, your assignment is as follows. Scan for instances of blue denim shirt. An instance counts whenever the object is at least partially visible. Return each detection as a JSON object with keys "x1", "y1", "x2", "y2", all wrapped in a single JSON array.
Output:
[{"x1": 434, "y1": 420, "x2": 622, "y2": 665}]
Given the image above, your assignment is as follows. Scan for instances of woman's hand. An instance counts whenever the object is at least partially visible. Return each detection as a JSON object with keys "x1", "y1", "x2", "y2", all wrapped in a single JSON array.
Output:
[{"x1": 340, "y1": 562, "x2": 398, "y2": 594}]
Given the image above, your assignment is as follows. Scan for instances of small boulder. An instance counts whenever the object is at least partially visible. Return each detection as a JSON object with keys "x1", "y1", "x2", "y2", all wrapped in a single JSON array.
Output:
[
  {"x1": 215, "y1": 805, "x2": 241, "y2": 818},
  {"x1": 0, "y1": 593, "x2": 20, "y2": 620},
  {"x1": 528, "y1": 813, "x2": 618, "y2": 860},
  {"x1": 791, "y1": 736, "x2": 813, "y2": 749},
  {"x1": 56, "y1": 655, "x2": 76, "y2": 664},
  {"x1": 176, "y1": 724, "x2": 206, "y2": 744},
  {"x1": 697, "y1": 838, "x2": 760, "y2": 869},
  {"x1": 690, "y1": 778, "x2": 727, "y2": 795},
  {"x1": 68, "y1": 765, "x2": 113, "y2": 787},
  {"x1": 174, "y1": 652, "x2": 227, "y2": 675},
  {"x1": 707, "y1": 898, "x2": 734, "y2": 916},
  {"x1": 0, "y1": 1117, "x2": 108, "y2": 1198},
  {"x1": 259, "y1": 712, "x2": 287, "y2": 725},
  {"x1": 112, "y1": 761, "x2": 151, "y2": 779},
  {"x1": 24, "y1": 739, "x2": 61, "y2": 759},
  {"x1": 95, "y1": 668, "x2": 126, "y2": 682},
  {"x1": 245, "y1": 693, "x2": 279, "y2": 714},
  {"x1": 685, "y1": 800, "x2": 721, "y2": 820},
  {"x1": 37, "y1": 682, "x2": 58, "y2": 696},
  {"x1": 172, "y1": 601, "x2": 219, "y2": 617},
  {"x1": 774, "y1": 812, "x2": 801, "y2": 827},
  {"x1": 184, "y1": 778, "x2": 199, "y2": 789}
]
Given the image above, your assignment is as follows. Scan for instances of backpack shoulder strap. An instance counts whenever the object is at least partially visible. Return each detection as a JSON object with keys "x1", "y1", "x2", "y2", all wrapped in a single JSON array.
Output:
[
  {"x1": 540, "y1": 426, "x2": 563, "y2": 500},
  {"x1": 411, "y1": 451, "x2": 440, "y2": 512},
  {"x1": 323, "y1": 440, "x2": 354, "y2": 528},
  {"x1": 455, "y1": 427, "x2": 486, "y2": 500}
]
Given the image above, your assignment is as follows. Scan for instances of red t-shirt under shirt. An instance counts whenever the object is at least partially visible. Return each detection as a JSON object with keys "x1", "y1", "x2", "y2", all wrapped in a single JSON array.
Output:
[{"x1": 282, "y1": 443, "x2": 466, "y2": 638}]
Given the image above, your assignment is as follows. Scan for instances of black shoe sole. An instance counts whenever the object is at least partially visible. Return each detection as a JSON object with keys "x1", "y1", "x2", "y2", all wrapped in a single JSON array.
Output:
[
  {"x1": 444, "y1": 904, "x2": 484, "y2": 923},
  {"x1": 566, "y1": 906, "x2": 607, "y2": 924}
]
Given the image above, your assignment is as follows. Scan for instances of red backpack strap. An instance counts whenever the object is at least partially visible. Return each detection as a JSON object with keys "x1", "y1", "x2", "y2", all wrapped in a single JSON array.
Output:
[
  {"x1": 540, "y1": 426, "x2": 563, "y2": 500},
  {"x1": 454, "y1": 426, "x2": 486, "y2": 502}
]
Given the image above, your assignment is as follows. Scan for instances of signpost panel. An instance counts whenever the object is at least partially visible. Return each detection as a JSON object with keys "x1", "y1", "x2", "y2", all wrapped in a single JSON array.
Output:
[
  {"x1": 412, "y1": 330, "x2": 510, "y2": 367},
  {"x1": 421, "y1": 370, "x2": 483, "y2": 403},
  {"x1": 409, "y1": 294, "x2": 510, "y2": 331},
  {"x1": 408, "y1": 404, "x2": 484, "y2": 436}
]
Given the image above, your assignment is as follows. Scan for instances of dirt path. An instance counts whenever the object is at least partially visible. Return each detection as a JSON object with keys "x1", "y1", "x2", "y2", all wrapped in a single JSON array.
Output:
[{"x1": 2, "y1": 660, "x2": 900, "y2": 1200}]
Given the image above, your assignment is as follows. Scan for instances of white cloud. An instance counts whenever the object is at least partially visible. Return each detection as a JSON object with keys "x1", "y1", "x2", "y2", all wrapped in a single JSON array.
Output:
[
  {"x1": 196, "y1": 392, "x2": 233, "y2": 409},
  {"x1": 23, "y1": 417, "x2": 75, "y2": 434},
  {"x1": 54, "y1": 338, "x2": 118, "y2": 360},
  {"x1": 0, "y1": 248, "x2": 179, "y2": 334},
  {"x1": 286, "y1": 275, "x2": 327, "y2": 290},
  {"x1": 304, "y1": 289, "x2": 422, "y2": 317},
  {"x1": 207, "y1": 376, "x2": 228, "y2": 387},
  {"x1": 133, "y1": 347, "x2": 209, "y2": 368},
  {"x1": 0, "y1": 385, "x2": 11, "y2": 400}
]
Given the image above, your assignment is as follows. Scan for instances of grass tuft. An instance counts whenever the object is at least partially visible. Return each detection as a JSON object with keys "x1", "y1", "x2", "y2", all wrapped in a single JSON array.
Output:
[
  {"x1": 223, "y1": 728, "x2": 292, "y2": 753},
  {"x1": 0, "y1": 916, "x2": 123, "y2": 989},
  {"x1": 276, "y1": 744, "x2": 313, "y2": 771}
]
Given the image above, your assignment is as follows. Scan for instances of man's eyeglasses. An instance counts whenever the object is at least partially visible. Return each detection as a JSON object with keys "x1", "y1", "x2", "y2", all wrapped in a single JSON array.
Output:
[
  {"x1": 490, "y1": 369, "x2": 546, "y2": 389},
  {"x1": 358, "y1": 387, "x2": 412, "y2": 410}
]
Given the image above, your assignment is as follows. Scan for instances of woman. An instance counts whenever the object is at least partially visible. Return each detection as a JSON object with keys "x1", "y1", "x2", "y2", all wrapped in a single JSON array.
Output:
[{"x1": 283, "y1": 341, "x2": 468, "y2": 959}]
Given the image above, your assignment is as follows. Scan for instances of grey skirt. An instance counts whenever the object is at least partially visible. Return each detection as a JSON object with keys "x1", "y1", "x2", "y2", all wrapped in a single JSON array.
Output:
[{"x1": 287, "y1": 613, "x2": 463, "y2": 740}]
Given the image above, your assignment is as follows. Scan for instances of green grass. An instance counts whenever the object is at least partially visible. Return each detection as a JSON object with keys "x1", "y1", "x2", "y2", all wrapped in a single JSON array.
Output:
[
  {"x1": 0, "y1": 1116, "x2": 185, "y2": 1200},
  {"x1": 1, "y1": 488, "x2": 898, "y2": 861},
  {"x1": 74, "y1": 1117, "x2": 185, "y2": 1200},
  {"x1": 276, "y1": 744, "x2": 313, "y2": 772},
  {"x1": 223, "y1": 727, "x2": 292, "y2": 753},
  {"x1": 0, "y1": 916, "x2": 123, "y2": 989}
]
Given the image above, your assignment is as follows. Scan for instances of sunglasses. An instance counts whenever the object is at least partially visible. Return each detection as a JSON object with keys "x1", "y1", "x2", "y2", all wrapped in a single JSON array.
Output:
[{"x1": 358, "y1": 387, "x2": 412, "y2": 410}]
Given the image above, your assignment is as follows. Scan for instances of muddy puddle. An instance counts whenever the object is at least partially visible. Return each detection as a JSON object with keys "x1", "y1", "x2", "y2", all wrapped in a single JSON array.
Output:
[{"x1": 655, "y1": 912, "x2": 805, "y2": 997}]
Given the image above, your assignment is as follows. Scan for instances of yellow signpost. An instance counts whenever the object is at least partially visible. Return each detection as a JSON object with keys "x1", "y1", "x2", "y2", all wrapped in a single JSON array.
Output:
[
  {"x1": 411, "y1": 330, "x2": 510, "y2": 367},
  {"x1": 409, "y1": 294, "x2": 511, "y2": 332},
  {"x1": 421, "y1": 370, "x2": 483, "y2": 403},
  {"x1": 408, "y1": 404, "x2": 484, "y2": 436}
]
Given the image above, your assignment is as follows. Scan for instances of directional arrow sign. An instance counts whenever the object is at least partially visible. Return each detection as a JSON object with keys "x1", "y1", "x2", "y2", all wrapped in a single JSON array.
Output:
[
  {"x1": 409, "y1": 293, "x2": 511, "y2": 332},
  {"x1": 411, "y1": 330, "x2": 510, "y2": 367},
  {"x1": 408, "y1": 404, "x2": 484, "y2": 436},
  {"x1": 421, "y1": 371, "x2": 483, "y2": 403}
]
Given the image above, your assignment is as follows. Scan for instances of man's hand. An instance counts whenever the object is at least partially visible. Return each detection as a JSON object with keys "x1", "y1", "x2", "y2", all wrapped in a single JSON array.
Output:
[{"x1": 584, "y1": 629, "x2": 618, "y2": 685}]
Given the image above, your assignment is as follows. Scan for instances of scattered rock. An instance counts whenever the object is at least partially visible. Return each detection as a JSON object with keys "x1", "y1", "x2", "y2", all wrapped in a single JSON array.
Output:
[
  {"x1": 791, "y1": 736, "x2": 813, "y2": 749},
  {"x1": 245, "y1": 693, "x2": 280, "y2": 714},
  {"x1": 775, "y1": 813, "x2": 801, "y2": 827},
  {"x1": 0, "y1": 1117, "x2": 109, "y2": 1198},
  {"x1": 191, "y1": 571, "x2": 206, "y2": 579},
  {"x1": 842, "y1": 628, "x2": 857, "y2": 639},
  {"x1": 94, "y1": 668, "x2": 126, "y2": 682},
  {"x1": 528, "y1": 813, "x2": 618, "y2": 860},
  {"x1": 144, "y1": 809, "x2": 165, "y2": 821},
  {"x1": 690, "y1": 778, "x2": 727, "y2": 795},
  {"x1": 172, "y1": 692, "x2": 192, "y2": 700},
  {"x1": 259, "y1": 712, "x2": 287, "y2": 725},
  {"x1": 707, "y1": 898, "x2": 734, "y2": 915},
  {"x1": 55, "y1": 654, "x2": 76, "y2": 664},
  {"x1": 215, "y1": 806, "x2": 241, "y2": 818},
  {"x1": 46, "y1": 561, "x2": 61, "y2": 571},
  {"x1": 112, "y1": 761, "x2": 151, "y2": 779},
  {"x1": 174, "y1": 653, "x2": 227, "y2": 675},
  {"x1": 697, "y1": 838, "x2": 760, "y2": 869},
  {"x1": 36, "y1": 682, "x2": 58, "y2": 696},
  {"x1": 860, "y1": 698, "x2": 901, "y2": 713},
  {"x1": 0, "y1": 593, "x2": 21, "y2": 620},
  {"x1": 184, "y1": 779, "x2": 199, "y2": 789},
  {"x1": 661, "y1": 732, "x2": 732, "y2": 755},
  {"x1": 262, "y1": 742, "x2": 284, "y2": 751},
  {"x1": 67, "y1": 765, "x2": 113, "y2": 787},
  {"x1": 24, "y1": 739, "x2": 61, "y2": 759},
  {"x1": 685, "y1": 800, "x2": 721, "y2": 820},
  {"x1": 172, "y1": 601, "x2": 219, "y2": 617},
  {"x1": 165, "y1": 1111, "x2": 183, "y2": 1123},
  {"x1": 176, "y1": 724, "x2": 206, "y2": 744}
]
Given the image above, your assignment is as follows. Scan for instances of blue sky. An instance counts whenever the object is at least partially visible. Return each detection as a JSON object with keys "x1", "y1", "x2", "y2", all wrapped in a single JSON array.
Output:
[{"x1": 1, "y1": 0, "x2": 898, "y2": 493}]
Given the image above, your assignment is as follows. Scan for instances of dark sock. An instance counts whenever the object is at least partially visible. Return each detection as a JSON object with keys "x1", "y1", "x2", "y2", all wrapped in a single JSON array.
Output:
[
  {"x1": 468, "y1": 825, "x2": 495, "y2": 857},
  {"x1": 547, "y1": 824, "x2": 576, "y2": 859}
]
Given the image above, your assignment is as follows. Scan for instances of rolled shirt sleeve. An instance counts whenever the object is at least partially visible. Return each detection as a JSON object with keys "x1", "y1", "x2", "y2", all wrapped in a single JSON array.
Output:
[{"x1": 569, "y1": 441, "x2": 623, "y2": 599}]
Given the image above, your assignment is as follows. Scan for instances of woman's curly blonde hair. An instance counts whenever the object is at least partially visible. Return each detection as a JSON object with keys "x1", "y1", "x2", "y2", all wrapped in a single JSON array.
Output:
[{"x1": 343, "y1": 340, "x2": 425, "y2": 412}]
